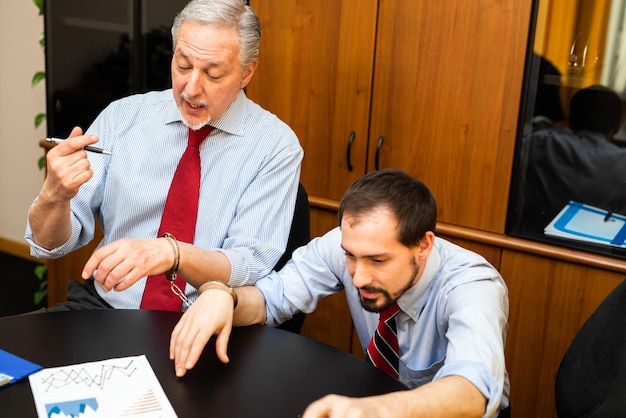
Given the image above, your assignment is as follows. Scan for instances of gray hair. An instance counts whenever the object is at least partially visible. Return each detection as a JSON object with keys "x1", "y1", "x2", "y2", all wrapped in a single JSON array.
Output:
[{"x1": 171, "y1": 0, "x2": 261, "y2": 66}]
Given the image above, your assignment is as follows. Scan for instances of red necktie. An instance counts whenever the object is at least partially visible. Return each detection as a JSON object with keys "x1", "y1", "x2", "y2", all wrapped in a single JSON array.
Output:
[
  {"x1": 140, "y1": 125, "x2": 214, "y2": 311},
  {"x1": 366, "y1": 302, "x2": 401, "y2": 379}
]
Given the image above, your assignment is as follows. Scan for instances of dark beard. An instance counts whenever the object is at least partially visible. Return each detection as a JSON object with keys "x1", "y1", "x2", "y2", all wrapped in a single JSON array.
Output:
[{"x1": 358, "y1": 257, "x2": 420, "y2": 312}]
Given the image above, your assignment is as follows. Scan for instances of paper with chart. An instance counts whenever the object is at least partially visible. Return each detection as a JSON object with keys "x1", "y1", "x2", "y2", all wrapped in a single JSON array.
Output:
[{"x1": 28, "y1": 355, "x2": 177, "y2": 417}]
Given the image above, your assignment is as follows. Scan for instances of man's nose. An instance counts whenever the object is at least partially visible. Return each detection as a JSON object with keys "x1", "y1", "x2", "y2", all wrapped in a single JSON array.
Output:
[
  {"x1": 351, "y1": 262, "x2": 371, "y2": 288},
  {"x1": 184, "y1": 70, "x2": 203, "y2": 97}
]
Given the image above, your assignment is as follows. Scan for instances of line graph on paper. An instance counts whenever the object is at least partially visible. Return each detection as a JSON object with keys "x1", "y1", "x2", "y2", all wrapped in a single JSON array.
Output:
[
  {"x1": 28, "y1": 355, "x2": 178, "y2": 418},
  {"x1": 40, "y1": 357, "x2": 139, "y2": 392}
]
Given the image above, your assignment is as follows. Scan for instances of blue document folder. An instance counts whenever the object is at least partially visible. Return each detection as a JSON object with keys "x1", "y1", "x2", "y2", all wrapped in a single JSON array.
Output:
[
  {"x1": 0, "y1": 348, "x2": 42, "y2": 388},
  {"x1": 544, "y1": 201, "x2": 626, "y2": 247}
]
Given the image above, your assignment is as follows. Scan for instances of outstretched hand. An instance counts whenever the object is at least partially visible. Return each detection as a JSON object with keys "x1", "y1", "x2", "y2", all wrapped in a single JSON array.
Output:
[{"x1": 169, "y1": 289, "x2": 235, "y2": 376}]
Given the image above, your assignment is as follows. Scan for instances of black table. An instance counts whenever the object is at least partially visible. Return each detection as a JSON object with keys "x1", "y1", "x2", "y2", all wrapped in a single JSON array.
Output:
[{"x1": 0, "y1": 310, "x2": 407, "y2": 417}]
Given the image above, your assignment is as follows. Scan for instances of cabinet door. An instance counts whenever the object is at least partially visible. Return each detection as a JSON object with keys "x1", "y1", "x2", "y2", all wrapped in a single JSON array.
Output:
[
  {"x1": 368, "y1": 0, "x2": 531, "y2": 232},
  {"x1": 247, "y1": 0, "x2": 378, "y2": 201}
]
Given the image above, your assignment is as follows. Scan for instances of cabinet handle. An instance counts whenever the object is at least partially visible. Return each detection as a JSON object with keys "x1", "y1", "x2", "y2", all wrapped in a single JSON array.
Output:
[
  {"x1": 346, "y1": 131, "x2": 355, "y2": 172},
  {"x1": 375, "y1": 135, "x2": 384, "y2": 170}
]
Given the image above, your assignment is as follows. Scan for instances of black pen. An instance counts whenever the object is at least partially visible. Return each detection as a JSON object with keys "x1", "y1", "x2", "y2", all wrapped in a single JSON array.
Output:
[
  {"x1": 45, "y1": 137, "x2": 113, "y2": 155},
  {"x1": 604, "y1": 211, "x2": 613, "y2": 222}
]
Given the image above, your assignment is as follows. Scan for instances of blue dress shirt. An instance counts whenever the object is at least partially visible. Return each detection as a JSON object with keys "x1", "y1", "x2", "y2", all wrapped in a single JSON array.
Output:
[
  {"x1": 256, "y1": 227, "x2": 510, "y2": 417},
  {"x1": 26, "y1": 89, "x2": 303, "y2": 309}
]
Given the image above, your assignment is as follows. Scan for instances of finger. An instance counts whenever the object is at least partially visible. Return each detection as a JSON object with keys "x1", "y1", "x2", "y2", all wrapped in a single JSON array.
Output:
[
  {"x1": 69, "y1": 126, "x2": 84, "y2": 138},
  {"x1": 214, "y1": 323, "x2": 232, "y2": 364},
  {"x1": 111, "y1": 266, "x2": 144, "y2": 291},
  {"x1": 169, "y1": 320, "x2": 183, "y2": 360},
  {"x1": 170, "y1": 319, "x2": 192, "y2": 377},
  {"x1": 65, "y1": 127, "x2": 100, "y2": 151},
  {"x1": 85, "y1": 246, "x2": 127, "y2": 290},
  {"x1": 171, "y1": 312, "x2": 202, "y2": 376},
  {"x1": 99, "y1": 260, "x2": 137, "y2": 291},
  {"x1": 302, "y1": 396, "x2": 332, "y2": 418},
  {"x1": 82, "y1": 245, "x2": 114, "y2": 281},
  {"x1": 180, "y1": 336, "x2": 208, "y2": 375},
  {"x1": 69, "y1": 166, "x2": 93, "y2": 186}
]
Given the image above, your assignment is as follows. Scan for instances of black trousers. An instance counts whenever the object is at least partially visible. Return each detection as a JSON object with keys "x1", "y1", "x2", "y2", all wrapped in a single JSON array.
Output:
[{"x1": 33, "y1": 279, "x2": 113, "y2": 312}]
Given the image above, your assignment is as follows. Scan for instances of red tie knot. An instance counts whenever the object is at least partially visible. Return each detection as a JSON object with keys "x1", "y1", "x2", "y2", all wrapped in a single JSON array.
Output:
[
  {"x1": 188, "y1": 125, "x2": 214, "y2": 147},
  {"x1": 380, "y1": 302, "x2": 401, "y2": 322}
]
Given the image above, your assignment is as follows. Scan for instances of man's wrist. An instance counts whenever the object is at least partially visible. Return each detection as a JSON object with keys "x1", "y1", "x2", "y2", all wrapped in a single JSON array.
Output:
[
  {"x1": 162, "y1": 233, "x2": 180, "y2": 281},
  {"x1": 198, "y1": 280, "x2": 238, "y2": 308}
]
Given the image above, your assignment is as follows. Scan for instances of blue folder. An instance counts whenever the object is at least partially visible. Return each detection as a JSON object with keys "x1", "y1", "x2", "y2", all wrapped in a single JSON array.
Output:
[
  {"x1": 544, "y1": 201, "x2": 626, "y2": 247},
  {"x1": 0, "y1": 348, "x2": 42, "y2": 388}
]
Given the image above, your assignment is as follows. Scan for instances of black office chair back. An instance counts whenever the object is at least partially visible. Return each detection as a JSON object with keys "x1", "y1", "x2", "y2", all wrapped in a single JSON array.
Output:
[
  {"x1": 554, "y1": 278, "x2": 626, "y2": 417},
  {"x1": 275, "y1": 183, "x2": 310, "y2": 334}
]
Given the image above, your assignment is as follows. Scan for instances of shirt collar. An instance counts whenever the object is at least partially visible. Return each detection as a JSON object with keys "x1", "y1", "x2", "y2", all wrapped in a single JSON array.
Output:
[
  {"x1": 396, "y1": 240, "x2": 441, "y2": 321},
  {"x1": 164, "y1": 89, "x2": 249, "y2": 136}
]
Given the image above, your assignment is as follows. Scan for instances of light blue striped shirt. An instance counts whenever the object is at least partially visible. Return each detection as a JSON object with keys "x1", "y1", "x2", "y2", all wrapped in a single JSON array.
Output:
[
  {"x1": 26, "y1": 89, "x2": 303, "y2": 309},
  {"x1": 256, "y1": 228, "x2": 510, "y2": 417}
]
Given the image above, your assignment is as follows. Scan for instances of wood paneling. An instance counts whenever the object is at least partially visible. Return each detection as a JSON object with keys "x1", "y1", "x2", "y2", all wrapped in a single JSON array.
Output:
[{"x1": 500, "y1": 250, "x2": 624, "y2": 418}]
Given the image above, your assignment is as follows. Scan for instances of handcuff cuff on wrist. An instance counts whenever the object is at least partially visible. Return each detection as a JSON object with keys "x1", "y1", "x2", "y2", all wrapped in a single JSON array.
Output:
[
  {"x1": 162, "y1": 233, "x2": 237, "y2": 309},
  {"x1": 162, "y1": 233, "x2": 191, "y2": 308},
  {"x1": 198, "y1": 280, "x2": 238, "y2": 308}
]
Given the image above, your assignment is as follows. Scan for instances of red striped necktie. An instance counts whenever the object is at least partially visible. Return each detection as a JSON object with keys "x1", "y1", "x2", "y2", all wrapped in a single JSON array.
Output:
[
  {"x1": 140, "y1": 125, "x2": 214, "y2": 311},
  {"x1": 366, "y1": 302, "x2": 401, "y2": 379}
]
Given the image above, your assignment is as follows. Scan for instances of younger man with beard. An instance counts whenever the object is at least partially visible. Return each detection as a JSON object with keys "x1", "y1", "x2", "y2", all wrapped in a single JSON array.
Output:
[{"x1": 170, "y1": 169, "x2": 510, "y2": 417}]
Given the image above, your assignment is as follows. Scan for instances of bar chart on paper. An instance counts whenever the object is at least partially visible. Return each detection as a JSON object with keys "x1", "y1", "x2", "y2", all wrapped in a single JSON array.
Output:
[{"x1": 28, "y1": 355, "x2": 177, "y2": 418}]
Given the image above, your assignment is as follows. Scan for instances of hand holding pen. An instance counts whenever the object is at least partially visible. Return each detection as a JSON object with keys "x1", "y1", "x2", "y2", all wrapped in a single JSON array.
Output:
[{"x1": 42, "y1": 127, "x2": 105, "y2": 201}]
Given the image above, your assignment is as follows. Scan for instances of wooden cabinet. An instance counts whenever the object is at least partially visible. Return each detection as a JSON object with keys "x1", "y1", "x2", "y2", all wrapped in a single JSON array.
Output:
[
  {"x1": 247, "y1": 0, "x2": 532, "y2": 233},
  {"x1": 246, "y1": 0, "x2": 377, "y2": 201}
]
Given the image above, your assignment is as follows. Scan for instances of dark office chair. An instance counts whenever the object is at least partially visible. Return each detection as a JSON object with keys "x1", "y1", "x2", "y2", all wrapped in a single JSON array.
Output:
[
  {"x1": 554, "y1": 278, "x2": 626, "y2": 417},
  {"x1": 274, "y1": 183, "x2": 310, "y2": 334}
]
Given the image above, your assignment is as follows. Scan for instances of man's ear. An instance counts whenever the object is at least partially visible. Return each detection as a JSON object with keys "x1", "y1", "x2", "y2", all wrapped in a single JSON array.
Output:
[
  {"x1": 417, "y1": 231, "x2": 435, "y2": 260},
  {"x1": 240, "y1": 59, "x2": 258, "y2": 89}
]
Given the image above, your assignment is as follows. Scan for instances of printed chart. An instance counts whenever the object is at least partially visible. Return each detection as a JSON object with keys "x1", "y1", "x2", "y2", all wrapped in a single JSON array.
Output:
[{"x1": 28, "y1": 355, "x2": 177, "y2": 417}]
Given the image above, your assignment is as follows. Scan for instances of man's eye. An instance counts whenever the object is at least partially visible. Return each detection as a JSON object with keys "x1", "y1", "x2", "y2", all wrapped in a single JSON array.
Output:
[{"x1": 205, "y1": 71, "x2": 222, "y2": 80}]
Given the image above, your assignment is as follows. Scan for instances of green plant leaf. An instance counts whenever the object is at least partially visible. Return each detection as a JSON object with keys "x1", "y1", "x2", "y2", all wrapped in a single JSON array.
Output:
[
  {"x1": 32, "y1": 71, "x2": 45, "y2": 88},
  {"x1": 34, "y1": 264, "x2": 47, "y2": 280},
  {"x1": 38, "y1": 155, "x2": 46, "y2": 170},
  {"x1": 33, "y1": 0, "x2": 43, "y2": 15},
  {"x1": 34, "y1": 113, "x2": 46, "y2": 129},
  {"x1": 33, "y1": 264, "x2": 48, "y2": 305},
  {"x1": 34, "y1": 287, "x2": 47, "y2": 305},
  {"x1": 39, "y1": 33, "x2": 45, "y2": 48}
]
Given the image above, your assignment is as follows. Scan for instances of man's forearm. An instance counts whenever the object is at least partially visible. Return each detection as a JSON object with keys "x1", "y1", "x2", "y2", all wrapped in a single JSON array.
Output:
[
  {"x1": 28, "y1": 196, "x2": 72, "y2": 250},
  {"x1": 382, "y1": 375, "x2": 486, "y2": 417},
  {"x1": 176, "y1": 242, "x2": 232, "y2": 288},
  {"x1": 232, "y1": 286, "x2": 267, "y2": 326}
]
